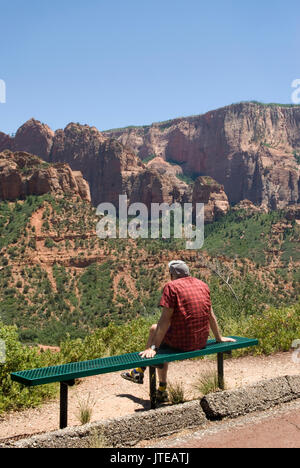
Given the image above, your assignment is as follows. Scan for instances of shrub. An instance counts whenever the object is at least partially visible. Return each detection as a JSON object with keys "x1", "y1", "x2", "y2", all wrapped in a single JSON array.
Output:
[
  {"x1": 239, "y1": 302, "x2": 300, "y2": 355},
  {"x1": 44, "y1": 238, "x2": 55, "y2": 249},
  {"x1": 0, "y1": 321, "x2": 58, "y2": 413},
  {"x1": 193, "y1": 371, "x2": 220, "y2": 396},
  {"x1": 168, "y1": 381, "x2": 185, "y2": 404}
]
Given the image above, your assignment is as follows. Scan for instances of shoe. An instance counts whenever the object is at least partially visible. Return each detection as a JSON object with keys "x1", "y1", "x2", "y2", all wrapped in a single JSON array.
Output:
[
  {"x1": 121, "y1": 369, "x2": 144, "y2": 384},
  {"x1": 156, "y1": 389, "x2": 169, "y2": 403}
]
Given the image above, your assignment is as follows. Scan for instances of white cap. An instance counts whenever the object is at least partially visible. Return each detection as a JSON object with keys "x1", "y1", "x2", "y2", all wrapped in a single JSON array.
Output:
[{"x1": 168, "y1": 260, "x2": 190, "y2": 277}]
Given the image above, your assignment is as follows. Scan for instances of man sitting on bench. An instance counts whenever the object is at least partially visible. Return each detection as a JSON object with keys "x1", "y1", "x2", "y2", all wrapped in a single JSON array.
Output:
[{"x1": 121, "y1": 260, "x2": 236, "y2": 402}]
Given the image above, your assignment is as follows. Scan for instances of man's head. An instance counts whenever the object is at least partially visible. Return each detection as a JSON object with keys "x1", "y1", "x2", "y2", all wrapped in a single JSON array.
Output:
[{"x1": 168, "y1": 260, "x2": 190, "y2": 280}]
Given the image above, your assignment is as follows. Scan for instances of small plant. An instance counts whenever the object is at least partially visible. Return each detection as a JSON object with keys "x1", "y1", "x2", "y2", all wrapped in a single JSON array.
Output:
[
  {"x1": 142, "y1": 154, "x2": 156, "y2": 164},
  {"x1": 168, "y1": 380, "x2": 185, "y2": 405},
  {"x1": 44, "y1": 238, "x2": 55, "y2": 249},
  {"x1": 88, "y1": 428, "x2": 110, "y2": 448},
  {"x1": 193, "y1": 371, "x2": 220, "y2": 396},
  {"x1": 293, "y1": 151, "x2": 300, "y2": 165},
  {"x1": 76, "y1": 392, "x2": 95, "y2": 425}
]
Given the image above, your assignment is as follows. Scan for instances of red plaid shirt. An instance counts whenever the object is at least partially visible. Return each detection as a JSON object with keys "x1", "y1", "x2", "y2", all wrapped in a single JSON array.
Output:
[{"x1": 159, "y1": 276, "x2": 211, "y2": 351}]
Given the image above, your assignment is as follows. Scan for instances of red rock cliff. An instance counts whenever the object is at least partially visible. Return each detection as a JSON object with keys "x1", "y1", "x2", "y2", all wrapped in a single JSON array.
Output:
[
  {"x1": 0, "y1": 151, "x2": 91, "y2": 202},
  {"x1": 104, "y1": 102, "x2": 300, "y2": 209},
  {"x1": 1, "y1": 102, "x2": 299, "y2": 211}
]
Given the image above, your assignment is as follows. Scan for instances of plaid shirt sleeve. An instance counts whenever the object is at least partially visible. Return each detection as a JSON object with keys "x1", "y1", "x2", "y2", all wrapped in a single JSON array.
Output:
[{"x1": 159, "y1": 283, "x2": 177, "y2": 309}]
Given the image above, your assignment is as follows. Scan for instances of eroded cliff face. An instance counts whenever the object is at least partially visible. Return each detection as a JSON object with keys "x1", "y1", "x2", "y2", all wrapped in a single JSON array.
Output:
[
  {"x1": 0, "y1": 151, "x2": 91, "y2": 202},
  {"x1": 50, "y1": 124, "x2": 145, "y2": 206},
  {"x1": 1, "y1": 102, "x2": 299, "y2": 212},
  {"x1": 192, "y1": 176, "x2": 229, "y2": 223},
  {"x1": 104, "y1": 102, "x2": 300, "y2": 209},
  {"x1": 0, "y1": 121, "x2": 145, "y2": 207},
  {"x1": 13, "y1": 118, "x2": 55, "y2": 160}
]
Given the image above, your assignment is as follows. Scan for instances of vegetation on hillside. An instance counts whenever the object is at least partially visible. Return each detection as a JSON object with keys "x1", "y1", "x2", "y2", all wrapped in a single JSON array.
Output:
[
  {"x1": 0, "y1": 191, "x2": 299, "y2": 412},
  {"x1": 0, "y1": 196, "x2": 299, "y2": 345},
  {"x1": 293, "y1": 151, "x2": 300, "y2": 165},
  {"x1": 204, "y1": 209, "x2": 299, "y2": 268}
]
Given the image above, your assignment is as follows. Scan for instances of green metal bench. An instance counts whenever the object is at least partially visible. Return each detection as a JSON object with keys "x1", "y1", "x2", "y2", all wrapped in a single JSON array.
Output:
[{"x1": 11, "y1": 336, "x2": 258, "y2": 429}]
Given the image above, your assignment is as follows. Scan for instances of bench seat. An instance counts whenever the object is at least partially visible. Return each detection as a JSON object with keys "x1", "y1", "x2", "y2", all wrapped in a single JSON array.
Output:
[
  {"x1": 10, "y1": 336, "x2": 258, "y2": 429},
  {"x1": 11, "y1": 336, "x2": 257, "y2": 386}
]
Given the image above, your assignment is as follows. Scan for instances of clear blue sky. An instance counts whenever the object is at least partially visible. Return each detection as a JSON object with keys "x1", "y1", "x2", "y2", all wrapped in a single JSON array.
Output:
[{"x1": 0, "y1": 0, "x2": 299, "y2": 135}]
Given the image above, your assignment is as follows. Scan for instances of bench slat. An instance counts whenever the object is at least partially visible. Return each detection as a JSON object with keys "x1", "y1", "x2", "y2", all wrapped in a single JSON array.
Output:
[{"x1": 11, "y1": 336, "x2": 258, "y2": 387}]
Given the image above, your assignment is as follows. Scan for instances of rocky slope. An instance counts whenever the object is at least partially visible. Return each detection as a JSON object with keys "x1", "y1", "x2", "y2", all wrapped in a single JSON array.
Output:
[
  {"x1": 0, "y1": 191, "x2": 298, "y2": 344},
  {"x1": 0, "y1": 150, "x2": 91, "y2": 202}
]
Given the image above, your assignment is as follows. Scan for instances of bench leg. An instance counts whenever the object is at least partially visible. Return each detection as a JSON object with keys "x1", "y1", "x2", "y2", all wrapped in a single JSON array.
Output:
[
  {"x1": 149, "y1": 366, "x2": 157, "y2": 409},
  {"x1": 59, "y1": 380, "x2": 75, "y2": 429},
  {"x1": 217, "y1": 353, "x2": 224, "y2": 390},
  {"x1": 60, "y1": 382, "x2": 68, "y2": 429}
]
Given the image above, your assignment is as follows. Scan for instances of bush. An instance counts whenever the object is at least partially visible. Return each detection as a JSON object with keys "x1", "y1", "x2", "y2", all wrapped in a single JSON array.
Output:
[
  {"x1": 59, "y1": 316, "x2": 157, "y2": 362},
  {"x1": 44, "y1": 238, "x2": 55, "y2": 249},
  {"x1": 240, "y1": 302, "x2": 300, "y2": 355},
  {"x1": 0, "y1": 322, "x2": 58, "y2": 414}
]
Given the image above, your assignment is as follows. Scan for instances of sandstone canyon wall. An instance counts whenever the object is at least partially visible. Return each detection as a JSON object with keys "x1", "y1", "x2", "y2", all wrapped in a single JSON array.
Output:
[
  {"x1": 0, "y1": 151, "x2": 91, "y2": 202},
  {"x1": 104, "y1": 102, "x2": 300, "y2": 209},
  {"x1": 0, "y1": 102, "x2": 299, "y2": 216}
]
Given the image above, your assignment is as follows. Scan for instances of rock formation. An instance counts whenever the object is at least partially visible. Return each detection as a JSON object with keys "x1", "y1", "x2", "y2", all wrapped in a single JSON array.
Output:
[
  {"x1": 41, "y1": 122, "x2": 145, "y2": 207},
  {"x1": 284, "y1": 204, "x2": 300, "y2": 222},
  {"x1": 104, "y1": 102, "x2": 300, "y2": 209},
  {"x1": 0, "y1": 151, "x2": 91, "y2": 202},
  {"x1": 1, "y1": 102, "x2": 299, "y2": 212},
  {"x1": 232, "y1": 199, "x2": 268, "y2": 215},
  {"x1": 0, "y1": 131, "x2": 13, "y2": 152},
  {"x1": 192, "y1": 176, "x2": 229, "y2": 223},
  {"x1": 13, "y1": 118, "x2": 55, "y2": 160}
]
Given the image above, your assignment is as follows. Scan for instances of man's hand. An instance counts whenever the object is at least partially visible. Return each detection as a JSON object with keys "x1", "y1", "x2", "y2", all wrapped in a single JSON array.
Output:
[
  {"x1": 138, "y1": 307, "x2": 173, "y2": 360},
  {"x1": 217, "y1": 337, "x2": 236, "y2": 343},
  {"x1": 139, "y1": 348, "x2": 157, "y2": 359},
  {"x1": 209, "y1": 310, "x2": 236, "y2": 344}
]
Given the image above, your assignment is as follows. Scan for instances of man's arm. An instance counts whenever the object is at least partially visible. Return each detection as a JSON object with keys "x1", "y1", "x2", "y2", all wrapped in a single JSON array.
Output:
[
  {"x1": 139, "y1": 307, "x2": 173, "y2": 359},
  {"x1": 209, "y1": 308, "x2": 236, "y2": 343}
]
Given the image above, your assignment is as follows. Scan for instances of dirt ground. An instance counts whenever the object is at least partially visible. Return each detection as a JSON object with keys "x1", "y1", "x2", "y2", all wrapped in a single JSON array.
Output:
[{"x1": 0, "y1": 351, "x2": 299, "y2": 442}]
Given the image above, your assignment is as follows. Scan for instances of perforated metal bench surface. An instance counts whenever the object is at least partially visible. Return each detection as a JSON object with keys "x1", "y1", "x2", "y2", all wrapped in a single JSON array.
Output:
[
  {"x1": 11, "y1": 336, "x2": 258, "y2": 429},
  {"x1": 11, "y1": 336, "x2": 258, "y2": 386}
]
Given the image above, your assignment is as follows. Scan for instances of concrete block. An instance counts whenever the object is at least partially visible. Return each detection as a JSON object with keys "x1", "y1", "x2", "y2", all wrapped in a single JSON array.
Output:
[
  {"x1": 286, "y1": 375, "x2": 300, "y2": 397},
  {"x1": 201, "y1": 377, "x2": 294, "y2": 419}
]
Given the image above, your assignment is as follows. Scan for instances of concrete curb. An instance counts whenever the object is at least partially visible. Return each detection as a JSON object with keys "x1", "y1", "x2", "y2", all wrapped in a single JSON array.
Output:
[
  {"x1": 2, "y1": 374, "x2": 300, "y2": 448},
  {"x1": 201, "y1": 375, "x2": 300, "y2": 420},
  {"x1": 6, "y1": 400, "x2": 207, "y2": 448}
]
